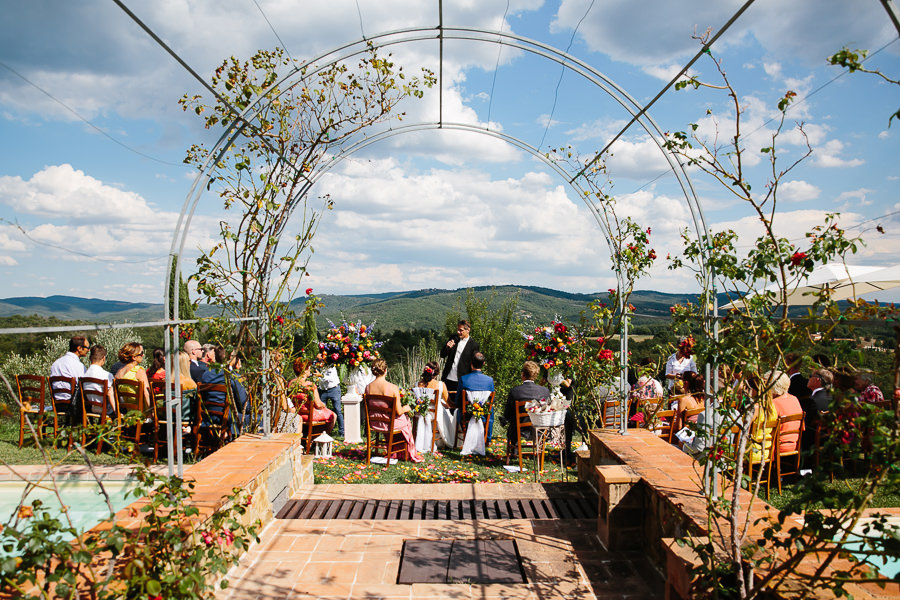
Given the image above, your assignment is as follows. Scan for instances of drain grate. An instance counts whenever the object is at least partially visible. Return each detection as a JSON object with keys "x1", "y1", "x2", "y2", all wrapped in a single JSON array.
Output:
[
  {"x1": 275, "y1": 496, "x2": 597, "y2": 520},
  {"x1": 397, "y1": 539, "x2": 526, "y2": 584}
]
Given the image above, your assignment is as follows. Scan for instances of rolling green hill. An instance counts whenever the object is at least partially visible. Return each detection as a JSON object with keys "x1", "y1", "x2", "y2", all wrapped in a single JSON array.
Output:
[{"x1": 0, "y1": 286, "x2": 695, "y2": 333}]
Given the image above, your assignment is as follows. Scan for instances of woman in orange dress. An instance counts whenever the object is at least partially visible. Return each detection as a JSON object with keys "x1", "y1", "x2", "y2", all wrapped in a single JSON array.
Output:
[
  {"x1": 289, "y1": 357, "x2": 336, "y2": 432},
  {"x1": 365, "y1": 358, "x2": 422, "y2": 462}
]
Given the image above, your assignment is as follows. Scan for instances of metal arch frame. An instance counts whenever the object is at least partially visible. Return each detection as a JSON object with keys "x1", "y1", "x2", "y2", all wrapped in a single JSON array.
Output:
[{"x1": 162, "y1": 25, "x2": 714, "y2": 474}]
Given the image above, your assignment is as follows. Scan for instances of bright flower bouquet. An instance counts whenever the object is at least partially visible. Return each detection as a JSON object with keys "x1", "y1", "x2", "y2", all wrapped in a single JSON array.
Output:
[
  {"x1": 523, "y1": 321, "x2": 576, "y2": 372},
  {"x1": 317, "y1": 319, "x2": 383, "y2": 369},
  {"x1": 466, "y1": 401, "x2": 489, "y2": 422},
  {"x1": 406, "y1": 389, "x2": 433, "y2": 417}
]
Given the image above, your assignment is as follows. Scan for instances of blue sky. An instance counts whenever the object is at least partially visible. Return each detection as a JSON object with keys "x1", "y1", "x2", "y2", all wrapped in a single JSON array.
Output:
[{"x1": 0, "y1": 0, "x2": 897, "y2": 304}]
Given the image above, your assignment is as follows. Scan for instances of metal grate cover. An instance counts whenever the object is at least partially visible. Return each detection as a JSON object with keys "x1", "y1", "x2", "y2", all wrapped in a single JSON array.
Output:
[{"x1": 275, "y1": 496, "x2": 597, "y2": 520}]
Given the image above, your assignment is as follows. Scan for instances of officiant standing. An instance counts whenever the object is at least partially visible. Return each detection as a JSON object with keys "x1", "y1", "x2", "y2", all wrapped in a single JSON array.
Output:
[{"x1": 440, "y1": 320, "x2": 480, "y2": 407}]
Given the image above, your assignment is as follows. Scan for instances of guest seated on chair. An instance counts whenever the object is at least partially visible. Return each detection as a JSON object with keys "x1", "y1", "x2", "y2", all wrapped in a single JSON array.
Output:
[
  {"x1": 289, "y1": 357, "x2": 336, "y2": 433},
  {"x1": 146, "y1": 348, "x2": 166, "y2": 382},
  {"x1": 115, "y1": 342, "x2": 152, "y2": 407},
  {"x1": 767, "y1": 369, "x2": 802, "y2": 454},
  {"x1": 199, "y1": 346, "x2": 250, "y2": 436},
  {"x1": 364, "y1": 358, "x2": 422, "y2": 462},
  {"x1": 504, "y1": 361, "x2": 550, "y2": 450},
  {"x1": 82, "y1": 344, "x2": 117, "y2": 416}
]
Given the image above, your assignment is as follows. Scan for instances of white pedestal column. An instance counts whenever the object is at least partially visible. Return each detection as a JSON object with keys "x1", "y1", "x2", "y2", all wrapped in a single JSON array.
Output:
[{"x1": 342, "y1": 393, "x2": 363, "y2": 443}]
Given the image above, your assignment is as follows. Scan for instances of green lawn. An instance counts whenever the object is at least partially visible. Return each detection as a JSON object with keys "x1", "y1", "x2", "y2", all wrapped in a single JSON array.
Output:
[{"x1": 1, "y1": 415, "x2": 578, "y2": 483}]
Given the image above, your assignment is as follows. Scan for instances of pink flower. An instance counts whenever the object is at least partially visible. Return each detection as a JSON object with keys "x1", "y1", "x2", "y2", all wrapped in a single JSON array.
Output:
[
  {"x1": 331, "y1": 353, "x2": 339, "y2": 361},
  {"x1": 200, "y1": 530, "x2": 214, "y2": 546}
]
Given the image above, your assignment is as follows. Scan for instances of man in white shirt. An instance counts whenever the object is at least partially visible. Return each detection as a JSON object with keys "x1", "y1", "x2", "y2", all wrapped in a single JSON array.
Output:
[
  {"x1": 50, "y1": 336, "x2": 89, "y2": 402},
  {"x1": 318, "y1": 365, "x2": 344, "y2": 436},
  {"x1": 665, "y1": 336, "x2": 697, "y2": 390},
  {"x1": 82, "y1": 345, "x2": 116, "y2": 415},
  {"x1": 440, "y1": 320, "x2": 480, "y2": 405}
]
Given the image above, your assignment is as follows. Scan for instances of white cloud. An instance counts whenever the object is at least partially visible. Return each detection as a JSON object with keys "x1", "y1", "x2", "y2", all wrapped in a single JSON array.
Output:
[
  {"x1": 813, "y1": 139, "x2": 864, "y2": 168},
  {"x1": 836, "y1": 188, "x2": 874, "y2": 208},
  {"x1": 0, "y1": 255, "x2": 17, "y2": 266},
  {"x1": 778, "y1": 180, "x2": 820, "y2": 203},
  {"x1": 552, "y1": 0, "x2": 896, "y2": 69},
  {"x1": 763, "y1": 61, "x2": 782, "y2": 80},
  {"x1": 0, "y1": 164, "x2": 154, "y2": 223}
]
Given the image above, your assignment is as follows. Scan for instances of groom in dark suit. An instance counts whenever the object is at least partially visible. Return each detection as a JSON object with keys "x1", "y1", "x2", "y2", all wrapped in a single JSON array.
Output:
[
  {"x1": 440, "y1": 320, "x2": 480, "y2": 404},
  {"x1": 504, "y1": 361, "x2": 550, "y2": 449}
]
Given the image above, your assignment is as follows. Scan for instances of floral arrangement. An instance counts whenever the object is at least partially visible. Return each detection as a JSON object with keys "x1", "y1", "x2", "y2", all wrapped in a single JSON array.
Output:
[
  {"x1": 317, "y1": 319, "x2": 382, "y2": 368},
  {"x1": 466, "y1": 401, "x2": 489, "y2": 422},
  {"x1": 406, "y1": 389, "x2": 433, "y2": 417},
  {"x1": 525, "y1": 391, "x2": 569, "y2": 414},
  {"x1": 523, "y1": 321, "x2": 576, "y2": 371}
]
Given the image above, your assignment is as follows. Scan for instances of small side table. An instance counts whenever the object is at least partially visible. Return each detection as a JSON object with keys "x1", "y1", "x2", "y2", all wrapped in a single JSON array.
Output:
[
  {"x1": 342, "y1": 393, "x2": 363, "y2": 443},
  {"x1": 532, "y1": 424, "x2": 567, "y2": 482}
]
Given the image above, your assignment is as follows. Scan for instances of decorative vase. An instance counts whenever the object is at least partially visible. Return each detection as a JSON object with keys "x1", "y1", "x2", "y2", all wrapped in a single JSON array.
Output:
[
  {"x1": 547, "y1": 369, "x2": 564, "y2": 393},
  {"x1": 346, "y1": 365, "x2": 373, "y2": 396}
]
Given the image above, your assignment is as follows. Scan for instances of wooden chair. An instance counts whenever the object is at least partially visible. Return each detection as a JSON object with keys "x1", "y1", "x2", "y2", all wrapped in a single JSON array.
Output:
[
  {"x1": 48, "y1": 375, "x2": 78, "y2": 447},
  {"x1": 79, "y1": 377, "x2": 112, "y2": 454},
  {"x1": 600, "y1": 399, "x2": 620, "y2": 428},
  {"x1": 195, "y1": 382, "x2": 233, "y2": 457},
  {"x1": 746, "y1": 418, "x2": 779, "y2": 500},
  {"x1": 149, "y1": 381, "x2": 194, "y2": 461},
  {"x1": 772, "y1": 412, "x2": 805, "y2": 494},
  {"x1": 674, "y1": 407, "x2": 705, "y2": 448},
  {"x1": 454, "y1": 389, "x2": 495, "y2": 449},
  {"x1": 363, "y1": 393, "x2": 407, "y2": 464},
  {"x1": 114, "y1": 378, "x2": 149, "y2": 457},
  {"x1": 298, "y1": 393, "x2": 332, "y2": 454},
  {"x1": 655, "y1": 409, "x2": 676, "y2": 443},
  {"x1": 16, "y1": 375, "x2": 48, "y2": 447},
  {"x1": 505, "y1": 400, "x2": 539, "y2": 471}
]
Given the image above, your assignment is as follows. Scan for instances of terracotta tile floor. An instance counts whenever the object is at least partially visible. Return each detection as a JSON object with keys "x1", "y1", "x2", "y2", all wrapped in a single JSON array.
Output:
[{"x1": 218, "y1": 483, "x2": 664, "y2": 600}]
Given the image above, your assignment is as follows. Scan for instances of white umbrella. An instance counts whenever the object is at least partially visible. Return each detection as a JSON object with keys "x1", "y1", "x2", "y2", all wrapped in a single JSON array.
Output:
[{"x1": 725, "y1": 263, "x2": 893, "y2": 309}]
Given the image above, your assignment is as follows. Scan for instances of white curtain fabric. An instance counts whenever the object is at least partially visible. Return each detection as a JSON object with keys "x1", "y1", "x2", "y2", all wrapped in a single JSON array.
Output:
[{"x1": 460, "y1": 390, "x2": 492, "y2": 456}]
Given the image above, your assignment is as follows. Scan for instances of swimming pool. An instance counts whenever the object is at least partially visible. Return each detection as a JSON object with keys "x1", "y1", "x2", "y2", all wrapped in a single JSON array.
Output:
[{"x1": 0, "y1": 479, "x2": 138, "y2": 541}]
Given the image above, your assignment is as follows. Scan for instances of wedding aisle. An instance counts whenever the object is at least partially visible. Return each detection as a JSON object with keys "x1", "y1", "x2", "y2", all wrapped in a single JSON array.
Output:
[{"x1": 218, "y1": 483, "x2": 664, "y2": 599}]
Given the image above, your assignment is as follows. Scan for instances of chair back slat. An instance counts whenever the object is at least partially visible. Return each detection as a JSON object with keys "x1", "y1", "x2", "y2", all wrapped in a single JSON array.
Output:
[
  {"x1": 16, "y1": 375, "x2": 46, "y2": 413},
  {"x1": 363, "y1": 393, "x2": 406, "y2": 463},
  {"x1": 49, "y1": 375, "x2": 77, "y2": 415},
  {"x1": 80, "y1": 377, "x2": 110, "y2": 418}
]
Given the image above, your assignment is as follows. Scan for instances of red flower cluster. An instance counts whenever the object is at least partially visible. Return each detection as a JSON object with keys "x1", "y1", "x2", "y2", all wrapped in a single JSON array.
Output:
[
  {"x1": 790, "y1": 251, "x2": 807, "y2": 266},
  {"x1": 597, "y1": 349, "x2": 614, "y2": 361}
]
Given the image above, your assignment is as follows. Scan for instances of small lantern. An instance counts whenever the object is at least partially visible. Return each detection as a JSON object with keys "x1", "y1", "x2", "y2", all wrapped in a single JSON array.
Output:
[{"x1": 314, "y1": 432, "x2": 334, "y2": 458}]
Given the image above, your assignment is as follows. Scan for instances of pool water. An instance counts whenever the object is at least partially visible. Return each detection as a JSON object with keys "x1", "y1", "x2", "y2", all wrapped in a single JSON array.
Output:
[
  {"x1": 847, "y1": 517, "x2": 900, "y2": 580},
  {"x1": 0, "y1": 479, "x2": 138, "y2": 540}
]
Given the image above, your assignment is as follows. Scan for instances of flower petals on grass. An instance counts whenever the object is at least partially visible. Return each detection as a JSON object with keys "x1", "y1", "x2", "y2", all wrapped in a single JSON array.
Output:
[{"x1": 313, "y1": 440, "x2": 575, "y2": 485}]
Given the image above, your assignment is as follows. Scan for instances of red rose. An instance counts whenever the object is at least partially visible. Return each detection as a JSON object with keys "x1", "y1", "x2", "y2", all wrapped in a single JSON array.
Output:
[
  {"x1": 597, "y1": 349, "x2": 614, "y2": 360},
  {"x1": 276, "y1": 315, "x2": 284, "y2": 325},
  {"x1": 790, "y1": 251, "x2": 807, "y2": 266},
  {"x1": 306, "y1": 287, "x2": 313, "y2": 295}
]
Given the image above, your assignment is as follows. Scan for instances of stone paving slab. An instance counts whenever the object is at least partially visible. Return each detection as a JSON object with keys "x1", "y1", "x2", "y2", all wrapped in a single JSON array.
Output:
[{"x1": 218, "y1": 483, "x2": 664, "y2": 600}]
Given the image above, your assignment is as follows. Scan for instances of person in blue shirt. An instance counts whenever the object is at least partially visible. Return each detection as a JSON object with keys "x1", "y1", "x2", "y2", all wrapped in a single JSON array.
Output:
[
  {"x1": 458, "y1": 352, "x2": 495, "y2": 438},
  {"x1": 199, "y1": 346, "x2": 249, "y2": 438}
]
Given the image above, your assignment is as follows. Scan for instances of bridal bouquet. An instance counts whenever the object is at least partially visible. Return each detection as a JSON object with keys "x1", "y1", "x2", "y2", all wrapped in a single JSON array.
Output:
[
  {"x1": 317, "y1": 319, "x2": 383, "y2": 368},
  {"x1": 523, "y1": 321, "x2": 576, "y2": 371}
]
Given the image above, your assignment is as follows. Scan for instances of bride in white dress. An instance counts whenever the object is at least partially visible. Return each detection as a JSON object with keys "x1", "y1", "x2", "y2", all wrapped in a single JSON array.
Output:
[{"x1": 415, "y1": 361, "x2": 457, "y2": 449}]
